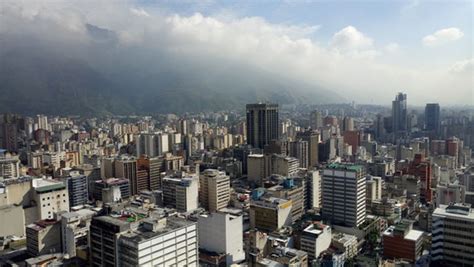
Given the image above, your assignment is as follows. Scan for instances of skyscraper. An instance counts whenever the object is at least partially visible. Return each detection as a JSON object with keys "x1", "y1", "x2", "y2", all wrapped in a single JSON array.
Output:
[
  {"x1": 392, "y1": 92, "x2": 408, "y2": 136},
  {"x1": 246, "y1": 103, "x2": 279, "y2": 149},
  {"x1": 310, "y1": 110, "x2": 323, "y2": 130},
  {"x1": 199, "y1": 169, "x2": 230, "y2": 212},
  {"x1": 425, "y1": 103, "x2": 440, "y2": 134}
]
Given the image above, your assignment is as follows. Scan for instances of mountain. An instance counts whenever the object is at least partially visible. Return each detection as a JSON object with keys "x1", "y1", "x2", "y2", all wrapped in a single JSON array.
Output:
[{"x1": 0, "y1": 24, "x2": 343, "y2": 116}]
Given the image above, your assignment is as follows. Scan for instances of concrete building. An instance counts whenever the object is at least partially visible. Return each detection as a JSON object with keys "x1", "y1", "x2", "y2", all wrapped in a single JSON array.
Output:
[
  {"x1": 114, "y1": 157, "x2": 139, "y2": 195},
  {"x1": 332, "y1": 233, "x2": 358, "y2": 260},
  {"x1": 0, "y1": 152, "x2": 20, "y2": 178},
  {"x1": 249, "y1": 197, "x2": 292, "y2": 232},
  {"x1": 26, "y1": 220, "x2": 62, "y2": 256},
  {"x1": 257, "y1": 247, "x2": 308, "y2": 266},
  {"x1": 32, "y1": 179, "x2": 69, "y2": 220},
  {"x1": 65, "y1": 171, "x2": 88, "y2": 208},
  {"x1": 300, "y1": 222, "x2": 332, "y2": 260},
  {"x1": 267, "y1": 178, "x2": 305, "y2": 222},
  {"x1": 247, "y1": 154, "x2": 270, "y2": 186},
  {"x1": 198, "y1": 212, "x2": 245, "y2": 265},
  {"x1": 435, "y1": 182, "x2": 466, "y2": 207},
  {"x1": 90, "y1": 216, "x2": 131, "y2": 267},
  {"x1": 432, "y1": 203, "x2": 474, "y2": 266},
  {"x1": 271, "y1": 154, "x2": 299, "y2": 177},
  {"x1": 93, "y1": 178, "x2": 130, "y2": 202},
  {"x1": 162, "y1": 176, "x2": 199, "y2": 212},
  {"x1": 366, "y1": 175, "x2": 383, "y2": 207},
  {"x1": 296, "y1": 130, "x2": 320, "y2": 168},
  {"x1": 382, "y1": 221, "x2": 424, "y2": 262},
  {"x1": 199, "y1": 169, "x2": 230, "y2": 212},
  {"x1": 246, "y1": 103, "x2": 279, "y2": 149},
  {"x1": 289, "y1": 140, "x2": 309, "y2": 169},
  {"x1": 61, "y1": 210, "x2": 95, "y2": 259},
  {"x1": 305, "y1": 170, "x2": 322, "y2": 210},
  {"x1": 310, "y1": 110, "x2": 323, "y2": 130},
  {"x1": 118, "y1": 217, "x2": 198, "y2": 267},
  {"x1": 322, "y1": 163, "x2": 366, "y2": 227}
]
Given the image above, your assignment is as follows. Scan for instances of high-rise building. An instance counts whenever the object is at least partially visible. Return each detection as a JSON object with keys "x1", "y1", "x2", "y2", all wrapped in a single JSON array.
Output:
[
  {"x1": 343, "y1": 116, "x2": 355, "y2": 132},
  {"x1": 322, "y1": 163, "x2": 366, "y2": 227},
  {"x1": 289, "y1": 140, "x2": 309, "y2": 169},
  {"x1": 32, "y1": 179, "x2": 70, "y2": 220},
  {"x1": 199, "y1": 169, "x2": 230, "y2": 212},
  {"x1": 246, "y1": 103, "x2": 279, "y2": 149},
  {"x1": 425, "y1": 103, "x2": 441, "y2": 134},
  {"x1": 0, "y1": 151, "x2": 20, "y2": 178},
  {"x1": 65, "y1": 171, "x2": 88, "y2": 208},
  {"x1": 267, "y1": 178, "x2": 305, "y2": 222},
  {"x1": 392, "y1": 92, "x2": 408, "y2": 136},
  {"x1": 118, "y1": 217, "x2": 198, "y2": 267},
  {"x1": 310, "y1": 110, "x2": 323, "y2": 130},
  {"x1": 61, "y1": 210, "x2": 95, "y2": 258},
  {"x1": 432, "y1": 203, "x2": 474, "y2": 266},
  {"x1": 198, "y1": 212, "x2": 245, "y2": 265},
  {"x1": 296, "y1": 130, "x2": 320, "y2": 167},
  {"x1": 114, "y1": 157, "x2": 138, "y2": 195},
  {"x1": 162, "y1": 176, "x2": 199, "y2": 212}
]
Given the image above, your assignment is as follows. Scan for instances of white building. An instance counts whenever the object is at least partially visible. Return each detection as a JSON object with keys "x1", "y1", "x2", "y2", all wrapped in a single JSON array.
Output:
[
  {"x1": 118, "y1": 217, "x2": 198, "y2": 267},
  {"x1": 61, "y1": 210, "x2": 95, "y2": 258},
  {"x1": 162, "y1": 176, "x2": 199, "y2": 212},
  {"x1": 435, "y1": 182, "x2": 466, "y2": 207},
  {"x1": 300, "y1": 222, "x2": 332, "y2": 260},
  {"x1": 322, "y1": 163, "x2": 366, "y2": 227},
  {"x1": 0, "y1": 152, "x2": 20, "y2": 178},
  {"x1": 198, "y1": 212, "x2": 245, "y2": 265},
  {"x1": 32, "y1": 179, "x2": 69, "y2": 220},
  {"x1": 432, "y1": 203, "x2": 474, "y2": 266}
]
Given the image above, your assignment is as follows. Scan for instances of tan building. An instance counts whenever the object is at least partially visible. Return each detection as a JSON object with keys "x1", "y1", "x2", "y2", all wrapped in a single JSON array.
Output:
[
  {"x1": 249, "y1": 197, "x2": 292, "y2": 232},
  {"x1": 32, "y1": 179, "x2": 70, "y2": 220},
  {"x1": 199, "y1": 169, "x2": 230, "y2": 212}
]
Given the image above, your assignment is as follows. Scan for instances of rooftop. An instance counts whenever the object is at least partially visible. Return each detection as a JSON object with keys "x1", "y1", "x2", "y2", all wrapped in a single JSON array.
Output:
[
  {"x1": 120, "y1": 217, "x2": 195, "y2": 244},
  {"x1": 434, "y1": 203, "x2": 474, "y2": 221},
  {"x1": 326, "y1": 163, "x2": 363, "y2": 172}
]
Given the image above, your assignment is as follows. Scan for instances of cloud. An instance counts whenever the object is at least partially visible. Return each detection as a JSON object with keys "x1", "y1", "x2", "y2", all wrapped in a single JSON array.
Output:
[
  {"x1": 385, "y1": 43, "x2": 400, "y2": 53},
  {"x1": 422, "y1": 27, "x2": 464, "y2": 46},
  {"x1": 130, "y1": 8, "x2": 150, "y2": 17},
  {"x1": 450, "y1": 59, "x2": 474, "y2": 74},
  {"x1": 330, "y1": 25, "x2": 378, "y2": 57},
  {"x1": 0, "y1": 0, "x2": 471, "y2": 105}
]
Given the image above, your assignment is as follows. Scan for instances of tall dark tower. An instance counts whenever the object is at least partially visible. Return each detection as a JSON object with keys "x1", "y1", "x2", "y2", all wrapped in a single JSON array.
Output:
[
  {"x1": 246, "y1": 103, "x2": 279, "y2": 149},
  {"x1": 425, "y1": 103, "x2": 440, "y2": 134},
  {"x1": 392, "y1": 92, "x2": 407, "y2": 137}
]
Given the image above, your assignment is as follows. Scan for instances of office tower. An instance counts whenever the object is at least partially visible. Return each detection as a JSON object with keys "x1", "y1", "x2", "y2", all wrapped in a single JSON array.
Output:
[
  {"x1": 61, "y1": 210, "x2": 94, "y2": 258},
  {"x1": 382, "y1": 221, "x2": 424, "y2": 262},
  {"x1": 90, "y1": 216, "x2": 131, "y2": 267},
  {"x1": 0, "y1": 152, "x2": 20, "y2": 178},
  {"x1": 296, "y1": 130, "x2": 320, "y2": 168},
  {"x1": 392, "y1": 92, "x2": 408, "y2": 136},
  {"x1": 198, "y1": 212, "x2": 245, "y2": 265},
  {"x1": 322, "y1": 163, "x2": 366, "y2": 227},
  {"x1": 310, "y1": 110, "x2": 323, "y2": 130},
  {"x1": 289, "y1": 140, "x2": 309, "y2": 169},
  {"x1": 375, "y1": 113, "x2": 385, "y2": 139},
  {"x1": 65, "y1": 171, "x2": 88, "y2": 207},
  {"x1": 343, "y1": 116, "x2": 354, "y2": 131},
  {"x1": 425, "y1": 103, "x2": 440, "y2": 134},
  {"x1": 249, "y1": 197, "x2": 292, "y2": 232},
  {"x1": 114, "y1": 157, "x2": 138, "y2": 195},
  {"x1": 432, "y1": 203, "x2": 474, "y2": 266},
  {"x1": 199, "y1": 169, "x2": 230, "y2": 212},
  {"x1": 246, "y1": 103, "x2": 279, "y2": 149},
  {"x1": 117, "y1": 217, "x2": 198, "y2": 266},
  {"x1": 162, "y1": 176, "x2": 199, "y2": 212},
  {"x1": 26, "y1": 220, "x2": 62, "y2": 256},
  {"x1": 300, "y1": 222, "x2": 332, "y2": 260},
  {"x1": 32, "y1": 179, "x2": 69, "y2": 220}
]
